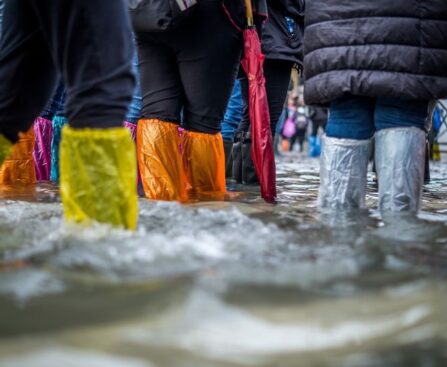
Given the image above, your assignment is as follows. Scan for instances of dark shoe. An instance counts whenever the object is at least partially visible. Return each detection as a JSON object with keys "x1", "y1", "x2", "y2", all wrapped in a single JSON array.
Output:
[
  {"x1": 232, "y1": 132, "x2": 243, "y2": 183},
  {"x1": 241, "y1": 132, "x2": 259, "y2": 185},
  {"x1": 223, "y1": 140, "x2": 233, "y2": 179}
]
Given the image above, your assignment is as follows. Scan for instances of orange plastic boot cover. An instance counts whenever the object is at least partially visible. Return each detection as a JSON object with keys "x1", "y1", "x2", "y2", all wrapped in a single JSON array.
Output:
[
  {"x1": 182, "y1": 130, "x2": 226, "y2": 195},
  {"x1": 136, "y1": 119, "x2": 187, "y2": 201},
  {"x1": 0, "y1": 127, "x2": 36, "y2": 185}
]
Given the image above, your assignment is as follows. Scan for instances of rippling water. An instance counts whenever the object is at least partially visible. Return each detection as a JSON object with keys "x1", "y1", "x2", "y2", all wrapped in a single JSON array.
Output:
[{"x1": 1, "y1": 154, "x2": 447, "y2": 367}]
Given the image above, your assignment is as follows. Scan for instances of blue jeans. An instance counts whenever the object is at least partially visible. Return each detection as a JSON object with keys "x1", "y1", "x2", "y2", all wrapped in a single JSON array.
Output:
[
  {"x1": 125, "y1": 52, "x2": 142, "y2": 124},
  {"x1": 326, "y1": 96, "x2": 429, "y2": 140},
  {"x1": 221, "y1": 79, "x2": 243, "y2": 141}
]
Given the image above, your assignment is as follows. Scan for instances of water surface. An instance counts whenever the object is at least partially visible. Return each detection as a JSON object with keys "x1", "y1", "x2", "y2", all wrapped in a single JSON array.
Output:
[{"x1": 1, "y1": 154, "x2": 447, "y2": 367}]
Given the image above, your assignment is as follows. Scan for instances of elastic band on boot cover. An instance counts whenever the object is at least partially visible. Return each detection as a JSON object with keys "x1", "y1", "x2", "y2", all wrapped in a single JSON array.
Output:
[
  {"x1": 319, "y1": 135, "x2": 371, "y2": 210},
  {"x1": 137, "y1": 119, "x2": 187, "y2": 201},
  {"x1": 0, "y1": 127, "x2": 36, "y2": 185},
  {"x1": 182, "y1": 130, "x2": 226, "y2": 196},
  {"x1": 60, "y1": 126, "x2": 138, "y2": 230},
  {"x1": 33, "y1": 117, "x2": 53, "y2": 181},
  {"x1": 0, "y1": 134, "x2": 13, "y2": 168},
  {"x1": 375, "y1": 127, "x2": 425, "y2": 212}
]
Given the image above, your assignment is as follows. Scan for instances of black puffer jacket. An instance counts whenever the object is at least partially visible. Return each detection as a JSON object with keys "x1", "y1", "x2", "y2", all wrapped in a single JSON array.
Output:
[
  {"x1": 262, "y1": 0, "x2": 304, "y2": 65},
  {"x1": 304, "y1": 0, "x2": 447, "y2": 105}
]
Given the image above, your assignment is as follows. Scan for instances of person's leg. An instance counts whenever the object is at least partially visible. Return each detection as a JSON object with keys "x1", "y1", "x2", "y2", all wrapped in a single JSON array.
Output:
[
  {"x1": 32, "y1": 0, "x2": 137, "y2": 229},
  {"x1": 320, "y1": 95, "x2": 375, "y2": 209},
  {"x1": 175, "y1": 1, "x2": 242, "y2": 195},
  {"x1": 221, "y1": 80, "x2": 243, "y2": 178},
  {"x1": 236, "y1": 60, "x2": 294, "y2": 184},
  {"x1": 374, "y1": 98, "x2": 429, "y2": 212},
  {"x1": 232, "y1": 75, "x2": 248, "y2": 183},
  {"x1": 136, "y1": 35, "x2": 187, "y2": 201},
  {"x1": 264, "y1": 60, "x2": 295, "y2": 135},
  {"x1": 0, "y1": 0, "x2": 58, "y2": 183},
  {"x1": 289, "y1": 135, "x2": 297, "y2": 152},
  {"x1": 125, "y1": 51, "x2": 142, "y2": 125},
  {"x1": 297, "y1": 130, "x2": 306, "y2": 152},
  {"x1": 34, "y1": 81, "x2": 66, "y2": 181},
  {"x1": 0, "y1": 0, "x2": 58, "y2": 143}
]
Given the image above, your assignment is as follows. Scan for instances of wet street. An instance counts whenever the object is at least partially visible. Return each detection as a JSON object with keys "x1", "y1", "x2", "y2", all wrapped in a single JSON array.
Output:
[{"x1": 1, "y1": 154, "x2": 447, "y2": 367}]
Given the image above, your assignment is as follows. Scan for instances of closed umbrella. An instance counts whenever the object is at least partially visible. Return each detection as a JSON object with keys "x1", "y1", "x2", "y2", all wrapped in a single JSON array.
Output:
[{"x1": 241, "y1": 0, "x2": 276, "y2": 203}]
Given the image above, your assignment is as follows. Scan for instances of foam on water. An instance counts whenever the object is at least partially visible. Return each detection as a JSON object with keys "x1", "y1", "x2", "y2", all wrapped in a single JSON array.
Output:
[{"x1": 0, "y1": 348, "x2": 156, "y2": 367}]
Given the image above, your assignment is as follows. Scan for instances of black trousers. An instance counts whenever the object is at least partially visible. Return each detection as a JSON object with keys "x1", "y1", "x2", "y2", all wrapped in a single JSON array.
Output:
[
  {"x1": 0, "y1": 0, "x2": 135, "y2": 143},
  {"x1": 237, "y1": 59, "x2": 294, "y2": 137},
  {"x1": 136, "y1": 0, "x2": 243, "y2": 134}
]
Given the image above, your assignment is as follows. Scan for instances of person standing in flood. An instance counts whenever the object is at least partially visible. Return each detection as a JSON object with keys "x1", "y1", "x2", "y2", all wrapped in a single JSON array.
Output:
[
  {"x1": 0, "y1": 0, "x2": 138, "y2": 229},
  {"x1": 304, "y1": 0, "x2": 447, "y2": 213},
  {"x1": 134, "y1": 0, "x2": 250, "y2": 201},
  {"x1": 232, "y1": 0, "x2": 304, "y2": 184}
]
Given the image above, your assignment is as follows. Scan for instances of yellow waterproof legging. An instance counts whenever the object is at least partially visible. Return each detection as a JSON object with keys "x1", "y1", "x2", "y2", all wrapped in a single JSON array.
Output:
[{"x1": 60, "y1": 127, "x2": 138, "y2": 230}]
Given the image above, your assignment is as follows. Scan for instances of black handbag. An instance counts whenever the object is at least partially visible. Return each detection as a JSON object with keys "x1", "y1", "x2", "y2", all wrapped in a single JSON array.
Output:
[{"x1": 128, "y1": 0, "x2": 198, "y2": 32}]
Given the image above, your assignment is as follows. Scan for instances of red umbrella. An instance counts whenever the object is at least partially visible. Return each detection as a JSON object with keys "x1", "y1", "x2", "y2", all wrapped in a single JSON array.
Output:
[{"x1": 241, "y1": 0, "x2": 276, "y2": 203}]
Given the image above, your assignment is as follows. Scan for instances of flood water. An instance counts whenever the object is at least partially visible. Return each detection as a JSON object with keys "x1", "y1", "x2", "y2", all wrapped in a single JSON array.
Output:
[{"x1": 0, "y1": 154, "x2": 447, "y2": 367}]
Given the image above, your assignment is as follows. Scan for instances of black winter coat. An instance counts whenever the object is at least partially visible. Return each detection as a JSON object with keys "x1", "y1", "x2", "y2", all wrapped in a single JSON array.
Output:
[
  {"x1": 303, "y1": 0, "x2": 447, "y2": 105},
  {"x1": 262, "y1": 0, "x2": 304, "y2": 65}
]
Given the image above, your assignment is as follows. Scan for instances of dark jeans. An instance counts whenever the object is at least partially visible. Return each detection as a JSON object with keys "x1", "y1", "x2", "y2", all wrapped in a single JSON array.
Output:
[
  {"x1": 326, "y1": 96, "x2": 429, "y2": 140},
  {"x1": 41, "y1": 80, "x2": 66, "y2": 120},
  {"x1": 237, "y1": 59, "x2": 294, "y2": 137},
  {"x1": 136, "y1": 0, "x2": 243, "y2": 134},
  {"x1": 0, "y1": 0, "x2": 135, "y2": 143}
]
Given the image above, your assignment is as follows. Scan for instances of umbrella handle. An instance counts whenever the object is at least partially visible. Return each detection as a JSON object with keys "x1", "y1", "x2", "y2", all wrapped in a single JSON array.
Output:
[{"x1": 244, "y1": 0, "x2": 254, "y2": 27}]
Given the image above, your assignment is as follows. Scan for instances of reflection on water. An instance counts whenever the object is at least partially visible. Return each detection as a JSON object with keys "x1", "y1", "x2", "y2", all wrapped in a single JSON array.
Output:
[{"x1": 1, "y1": 155, "x2": 447, "y2": 366}]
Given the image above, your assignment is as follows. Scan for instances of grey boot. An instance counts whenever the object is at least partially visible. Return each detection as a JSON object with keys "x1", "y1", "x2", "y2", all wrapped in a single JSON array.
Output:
[
  {"x1": 375, "y1": 127, "x2": 426, "y2": 212},
  {"x1": 319, "y1": 135, "x2": 371, "y2": 209}
]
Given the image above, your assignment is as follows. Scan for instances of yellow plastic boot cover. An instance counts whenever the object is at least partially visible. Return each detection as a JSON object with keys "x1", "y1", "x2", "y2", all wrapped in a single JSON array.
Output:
[
  {"x1": 0, "y1": 128, "x2": 36, "y2": 185},
  {"x1": 182, "y1": 130, "x2": 226, "y2": 196},
  {"x1": 0, "y1": 134, "x2": 13, "y2": 168},
  {"x1": 60, "y1": 127, "x2": 138, "y2": 230},
  {"x1": 137, "y1": 119, "x2": 187, "y2": 201}
]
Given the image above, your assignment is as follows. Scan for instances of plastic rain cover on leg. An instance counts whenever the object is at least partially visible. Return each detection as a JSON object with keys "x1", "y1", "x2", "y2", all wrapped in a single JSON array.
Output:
[
  {"x1": 124, "y1": 121, "x2": 144, "y2": 195},
  {"x1": 182, "y1": 130, "x2": 226, "y2": 197},
  {"x1": 136, "y1": 119, "x2": 187, "y2": 201},
  {"x1": 319, "y1": 135, "x2": 371, "y2": 210},
  {"x1": 0, "y1": 127, "x2": 36, "y2": 185},
  {"x1": 375, "y1": 127, "x2": 425, "y2": 212},
  {"x1": 50, "y1": 116, "x2": 68, "y2": 181},
  {"x1": 60, "y1": 126, "x2": 138, "y2": 230},
  {"x1": 123, "y1": 121, "x2": 137, "y2": 140},
  {"x1": 33, "y1": 117, "x2": 53, "y2": 181}
]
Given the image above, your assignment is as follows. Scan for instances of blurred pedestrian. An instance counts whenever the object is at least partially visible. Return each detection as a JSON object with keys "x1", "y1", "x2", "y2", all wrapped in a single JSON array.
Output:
[{"x1": 308, "y1": 106, "x2": 327, "y2": 157}]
